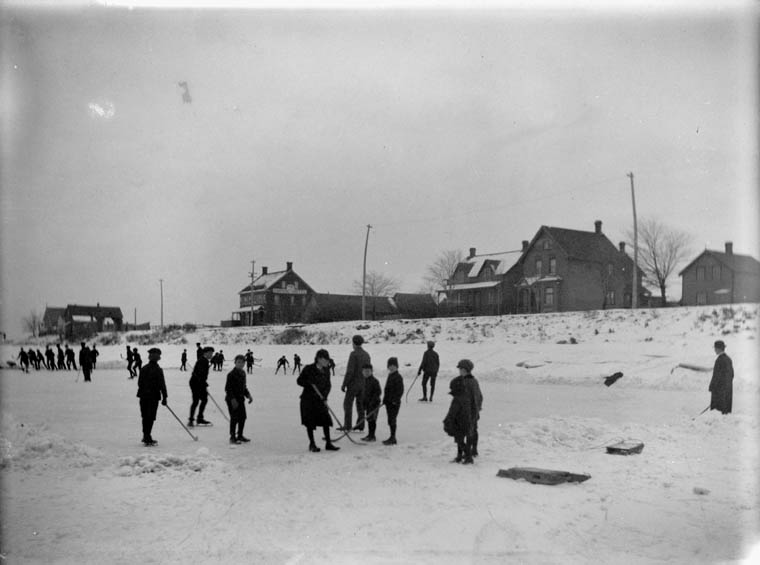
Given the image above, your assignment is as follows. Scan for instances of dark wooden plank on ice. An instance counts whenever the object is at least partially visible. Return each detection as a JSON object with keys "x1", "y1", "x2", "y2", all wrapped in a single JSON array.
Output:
[
  {"x1": 606, "y1": 441, "x2": 644, "y2": 455},
  {"x1": 496, "y1": 467, "x2": 591, "y2": 485}
]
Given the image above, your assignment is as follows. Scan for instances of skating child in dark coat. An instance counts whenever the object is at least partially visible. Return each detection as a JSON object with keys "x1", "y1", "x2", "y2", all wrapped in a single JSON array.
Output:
[
  {"x1": 443, "y1": 378, "x2": 472, "y2": 463},
  {"x1": 225, "y1": 355, "x2": 253, "y2": 444},
  {"x1": 360, "y1": 363, "x2": 382, "y2": 442},
  {"x1": 451, "y1": 359, "x2": 483, "y2": 460},
  {"x1": 382, "y1": 357, "x2": 404, "y2": 445},
  {"x1": 296, "y1": 349, "x2": 339, "y2": 453}
]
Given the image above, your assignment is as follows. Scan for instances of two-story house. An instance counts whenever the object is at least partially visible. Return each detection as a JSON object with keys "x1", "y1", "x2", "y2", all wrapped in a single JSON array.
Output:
[
  {"x1": 439, "y1": 248, "x2": 522, "y2": 316},
  {"x1": 514, "y1": 221, "x2": 646, "y2": 313},
  {"x1": 679, "y1": 242, "x2": 760, "y2": 305},
  {"x1": 234, "y1": 262, "x2": 316, "y2": 325}
]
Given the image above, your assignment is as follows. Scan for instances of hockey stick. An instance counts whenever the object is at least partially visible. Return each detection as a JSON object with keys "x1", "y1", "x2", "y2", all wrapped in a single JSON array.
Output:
[
  {"x1": 405, "y1": 373, "x2": 421, "y2": 403},
  {"x1": 692, "y1": 404, "x2": 711, "y2": 420},
  {"x1": 164, "y1": 403, "x2": 199, "y2": 441},
  {"x1": 328, "y1": 404, "x2": 382, "y2": 442},
  {"x1": 208, "y1": 392, "x2": 230, "y2": 422},
  {"x1": 311, "y1": 384, "x2": 364, "y2": 446}
]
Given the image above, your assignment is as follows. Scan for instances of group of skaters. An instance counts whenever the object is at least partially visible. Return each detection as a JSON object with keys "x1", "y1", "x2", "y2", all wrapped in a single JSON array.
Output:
[{"x1": 15, "y1": 344, "x2": 99, "y2": 381}]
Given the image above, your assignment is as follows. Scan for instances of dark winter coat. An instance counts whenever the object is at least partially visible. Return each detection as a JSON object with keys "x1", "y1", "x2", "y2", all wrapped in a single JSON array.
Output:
[
  {"x1": 133, "y1": 351, "x2": 142, "y2": 369},
  {"x1": 126, "y1": 346, "x2": 133, "y2": 362},
  {"x1": 443, "y1": 380, "x2": 472, "y2": 439},
  {"x1": 451, "y1": 374, "x2": 483, "y2": 423},
  {"x1": 383, "y1": 371, "x2": 404, "y2": 407},
  {"x1": 297, "y1": 362, "x2": 333, "y2": 429},
  {"x1": 418, "y1": 348, "x2": 440, "y2": 376},
  {"x1": 225, "y1": 367, "x2": 252, "y2": 402},
  {"x1": 361, "y1": 375, "x2": 382, "y2": 416},
  {"x1": 709, "y1": 352, "x2": 734, "y2": 414},
  {"x1": 190, "y1": 357, "x2": 211, "y2": 389},
  {"x1": 342, "y1": 347, "x2": 371, "y2": 392},
  {"x1": 136, "y1": 361, "x2": 168, "y2": 402},
  {"x1": 80, "y1": 347, "x2": 92, "y2": 369}
]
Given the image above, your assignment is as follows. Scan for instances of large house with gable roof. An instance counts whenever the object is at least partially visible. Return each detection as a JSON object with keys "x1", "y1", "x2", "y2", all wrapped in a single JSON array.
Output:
[
  {"x1": 233, "y1": 262, "x2": 317, "y2": 325},
  {"x1": 440, "y1": 220, "x2": 647, "y2": 315},
  {"x1": 679, "y1": 242, "x2": 760, "y2": 305}
]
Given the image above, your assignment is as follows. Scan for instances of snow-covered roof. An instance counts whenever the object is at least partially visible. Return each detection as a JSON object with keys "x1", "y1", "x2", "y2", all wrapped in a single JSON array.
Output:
[
  {"x1": 465, "y1": 251, "x2": 521, "y2": 277},
  {"x1": 239, "y1": 271, "x2": 287, "y2": 294},
  {"x1": 444, "y1": 281, "x2": 501, "y2": 291}
]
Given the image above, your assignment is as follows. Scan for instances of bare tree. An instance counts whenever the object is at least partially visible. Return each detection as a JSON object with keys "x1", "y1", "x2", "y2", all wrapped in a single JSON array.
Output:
[
  {"x1": 627, "y1": 218, "x2": 691, "y2": 305},
  {"x1": 351, "y1": 270, "x2": 400, "y2": 297},
  {"x1": 23, "y1": 309, "x2": 42, "y2": 337},
  {"x1": 423, "y1": 249, "x2": 464, "y2": 303}
]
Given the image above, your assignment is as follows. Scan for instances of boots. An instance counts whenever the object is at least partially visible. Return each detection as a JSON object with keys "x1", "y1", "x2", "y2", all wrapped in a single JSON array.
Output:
[{"x1": 187, "y1": 417, "x2": 194, "y2": 427}]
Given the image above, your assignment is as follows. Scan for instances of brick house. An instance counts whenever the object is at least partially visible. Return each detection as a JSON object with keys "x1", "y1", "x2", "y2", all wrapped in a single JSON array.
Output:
[
  {"x1": 438, "y1": 248, "x2": 522, "y2": 316},
  {"x1": 303, "y1": 292, "x2": 437, "y2": 323},
  {"x1": 679, "y1": 242, "x2": 760, "y2": 305},
  {"x1": 42, "y1": 304, "x2": 124, "y2": 339},
  {"x1": 514, "y1": 221, "x2": 646, "y2": 313},
  {"x1": 234, "y1": 262, "x2": 316, "y2": 325}
]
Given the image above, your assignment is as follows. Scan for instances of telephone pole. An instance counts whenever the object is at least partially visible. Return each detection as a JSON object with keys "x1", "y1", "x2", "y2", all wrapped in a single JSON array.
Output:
[
  {"x1": 627, "y1": 172, "x2": 638, "y2": 309},
  {"x1": 159, "y1": 279, "x2": 164, "y2": 328},
  {"x1": 362, "y1": 224, "x2": 372, "y2": 321},
  {"x1": 248, "y1": 259, "x2": 256, "y2": 326}
]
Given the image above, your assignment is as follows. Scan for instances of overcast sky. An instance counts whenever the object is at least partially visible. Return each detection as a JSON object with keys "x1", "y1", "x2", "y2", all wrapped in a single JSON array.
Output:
[{"x1": 1, "y1": 3, "x2": 757, "y2": 336}]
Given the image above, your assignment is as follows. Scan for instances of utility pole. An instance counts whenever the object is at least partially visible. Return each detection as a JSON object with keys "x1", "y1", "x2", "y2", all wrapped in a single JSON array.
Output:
[
  {"x1": 627, "y1": 172, "x2": 638, "y2": 309},
  {"x1": 248, "y1": 259, "x2": 256, "y2": 326},
  {"x1": 134, "y1": 308, "x2": 136, "y2": 328},
  {"x1": 159, "y1": 278, "x2": 164, "y2": 328},
  {"x1": 362, "y1": 224, "x2": 372, "y2": 321}
]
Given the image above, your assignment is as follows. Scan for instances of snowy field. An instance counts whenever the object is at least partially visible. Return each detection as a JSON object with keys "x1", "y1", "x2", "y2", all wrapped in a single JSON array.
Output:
[{"x1": 1, "y1": 305, "x2": 759, "y2": 564}]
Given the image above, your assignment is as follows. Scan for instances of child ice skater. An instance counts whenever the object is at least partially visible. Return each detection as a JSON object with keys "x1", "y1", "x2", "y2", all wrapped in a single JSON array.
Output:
[
  {"x1": 443, "y1": 378, "x2": 473, "y2": 463},
  {"x1": 225, "y1": 354, "x2": 253, "y2": 444}
]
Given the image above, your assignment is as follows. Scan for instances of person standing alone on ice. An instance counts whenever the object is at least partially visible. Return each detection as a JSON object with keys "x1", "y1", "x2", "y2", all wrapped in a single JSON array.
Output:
[
  {"x1": 225, "y1": 354, "x2": 253, "y2": 444},
  {"x1": 382, "y1": 357, "x2": 404, "y2": 445},
  {"x1": 189, "y1": 346, "x2": 214, "y2": 427},
  {"x1": 126, "y1": 344, "x2": 135, "y2": 378},
  {"x1": 292, "y1": 353, "x2": 302, "y2": 375},
  {"x1": 275, "y1": 355, "x2": 289, "y2": 375},
  {"x1": 136, "y1": 347, "x2": 168, "y2": 446},
  {"x1": 709, "y1": 340, "x2": 734, "y2": 414},
  {"x1": 180, "y1": 349, "x2": 187, "y2": 371},
  {"x1": 79, "y1": 343, "x2": 93, "y2": 383},
  {"x1": 451, "y1": 359, "x2": 483, "y2": 459},
  {"x1": 417, "y1": 340, "x2": 440, "y2": 402},
  {"x1": 340, "y1": 334, "x2": 370, "y2": 432},
  {"x1": 297, "y1": 349, "x2": 339, "y2": 452}
]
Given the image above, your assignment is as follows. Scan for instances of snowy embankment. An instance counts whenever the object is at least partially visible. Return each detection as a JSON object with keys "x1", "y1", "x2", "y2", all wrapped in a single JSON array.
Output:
[{"x1": 1, "y1": 304, "x2": 758, "y2": 564}]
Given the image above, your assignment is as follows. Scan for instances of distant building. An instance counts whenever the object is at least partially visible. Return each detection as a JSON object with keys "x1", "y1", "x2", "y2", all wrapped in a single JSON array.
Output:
[
  {"x1": 43, "y1": 304, "x2": 124, "y2": 339},
  {"x1": 231, "y1": 262, "x2": 316, "y2": 325},
  {"x1": 302, "y1": 292, "x2": 435, "y2": 323},
  {"x1": 438, "y1": 220, "x2": 647, "y2": 315},
  {"x1": 679, "y1": 242, "x2": 760, "y2": 305}
]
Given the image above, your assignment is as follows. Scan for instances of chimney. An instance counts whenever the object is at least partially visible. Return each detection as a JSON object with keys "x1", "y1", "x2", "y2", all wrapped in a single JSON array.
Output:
[
  {"x1": 522, "y1": 240, "x2": 529, "y2": 252},
  {"x1": 261, "y1": 266, "x2": 268, "y2": 275},
  {"x1": 468, "y1": 247, "x2": 476, "y2": 259},
  {"x1": 594, "y1": 220, "x2": 602, "y2": 234},
  {"x1": 619, "y1": 242, "x2": 626, "y2": 253},
  {"x1": 286, "y1": 261, "x2": 293, "y2": 271},
  {"x1": 725, "y1": 242, "x2": 733, "y2": 255}
]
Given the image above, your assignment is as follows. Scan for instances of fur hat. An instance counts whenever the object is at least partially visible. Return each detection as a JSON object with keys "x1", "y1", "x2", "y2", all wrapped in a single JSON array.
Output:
[
  {"x1": 456, "y1": 359, "x2": 474, "y2": 372},
  {"x1": 387, "y1": 357, "x2": 399, "y2": 368}
]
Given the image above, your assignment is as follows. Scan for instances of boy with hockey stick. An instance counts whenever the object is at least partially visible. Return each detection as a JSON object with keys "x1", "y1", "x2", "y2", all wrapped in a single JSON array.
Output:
[
  {"x1": 136, "y1": 348, "x2": 168, "y2": 446},
  {"x1": 443, "y1": 378, "x2": 473, "y2": 463},
  {"x1": 360, "y1": 363, "x2": 382, "y2": 442},
  {"x1": 382, "y1": 357, "x2": 404, "y2": 445},
  {"x1": 225, "y1": 355, "x2": 253, "y2": 444},
  {"x1": 296, "y1": 349, "x2": 339, "y2": 453}
]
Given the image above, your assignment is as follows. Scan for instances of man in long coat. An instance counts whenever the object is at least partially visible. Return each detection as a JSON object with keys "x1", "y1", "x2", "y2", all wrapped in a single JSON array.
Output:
[
  {"x1": 136, "y1": 347, "x2": 168, "y2": 446},
  {"x1": 709, "y1": 340, "x2": 734, "y2": 414},
  {"x1": 340, "y1": 334, "x2": 370, "y2": 431},
  {"x1": 297, "y1": 349, "x2": 339, "y2": 452}
]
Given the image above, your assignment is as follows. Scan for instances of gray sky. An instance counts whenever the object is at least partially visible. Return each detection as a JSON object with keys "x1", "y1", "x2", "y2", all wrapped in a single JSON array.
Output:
[{"x1": 1, "y1": 5, "x2": 758, "y2": 336}]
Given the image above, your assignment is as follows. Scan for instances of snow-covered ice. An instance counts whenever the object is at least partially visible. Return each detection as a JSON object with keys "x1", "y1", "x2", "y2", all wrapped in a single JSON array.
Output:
[{"x1": 1, "y1": 305, "x2": 758, "y2": 564}]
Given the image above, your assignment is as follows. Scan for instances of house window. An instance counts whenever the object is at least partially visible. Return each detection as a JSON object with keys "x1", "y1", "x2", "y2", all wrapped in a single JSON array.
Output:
[
  {"x1": 290, "y1": 295, "x2": 295, "y2": 305},
  {"x1": 543, "y1": 240, "x2": 552, "y2": 250},
  {"x1": 549, "y1": 257, "x2": 556, "y2": 275},
  {"x1": 606, "y1": 290, "x2": 616, "y2": 305},
  {"x1": 607, "y1": 263, "x2": 613, "y2": 276},
  {"x1": 294, "y1": 281, "x2": 299, "y2": 289},
  {"x1": 696, "y1": 266, "x2": 706, "y2": 281},
  {"x1": 274, "y1": 295, "x2": 280, "y2": 305},
  {"x1": 281, "y1": 281, "x2": 287, "y2": 288},
  {"x1": 712, "y1": 266, "x2": 720, "y2": 280},
  {"x1": 696, "y1": 292, "x2": 707, "y2": 305},
  {"x1": 535, "y1": 259, "x2": 543, "y2": 276},
  {"x1": 544, "y1": 287, "x2": 554, "y2": 306}
]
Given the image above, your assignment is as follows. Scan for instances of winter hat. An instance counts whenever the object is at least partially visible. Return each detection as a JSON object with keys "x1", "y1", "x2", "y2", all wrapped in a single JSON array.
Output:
[
  {"x1": 362, "y1": 363, "x2": 373, "y2": 370},
  {"x1": 427, "y1": 341, "x2": 435, "y2": 348},
  {"x1": 352, "y1": 335, "x2": 364, "y2": 346},
  {"x1": 387, "y1": 357, "x2": 399, "y2": 368},
  {"x1": 203, "y1": 346, "x2": 215, "y2": 353},
  {"x1": 714, "y1": 340, "x2": 726, "y2": 351},
  {"x1": 456, "y1": 359, "x2": 474, "y2": 372},
  {"x1": 315, "y1": 349, "x2": 330, "y2": 361},
  {"x1": 148, "y1": 347, "x2": 162, "y2": 356}
]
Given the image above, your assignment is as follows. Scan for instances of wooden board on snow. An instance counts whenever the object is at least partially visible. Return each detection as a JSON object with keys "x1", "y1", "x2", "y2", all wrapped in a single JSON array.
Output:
[
  {"x1": 606, "y1": 441, "x2": 644, "y2": 455},
  {"x1": 496, "y1": 467, "x2": 591, "y2": 485}
]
